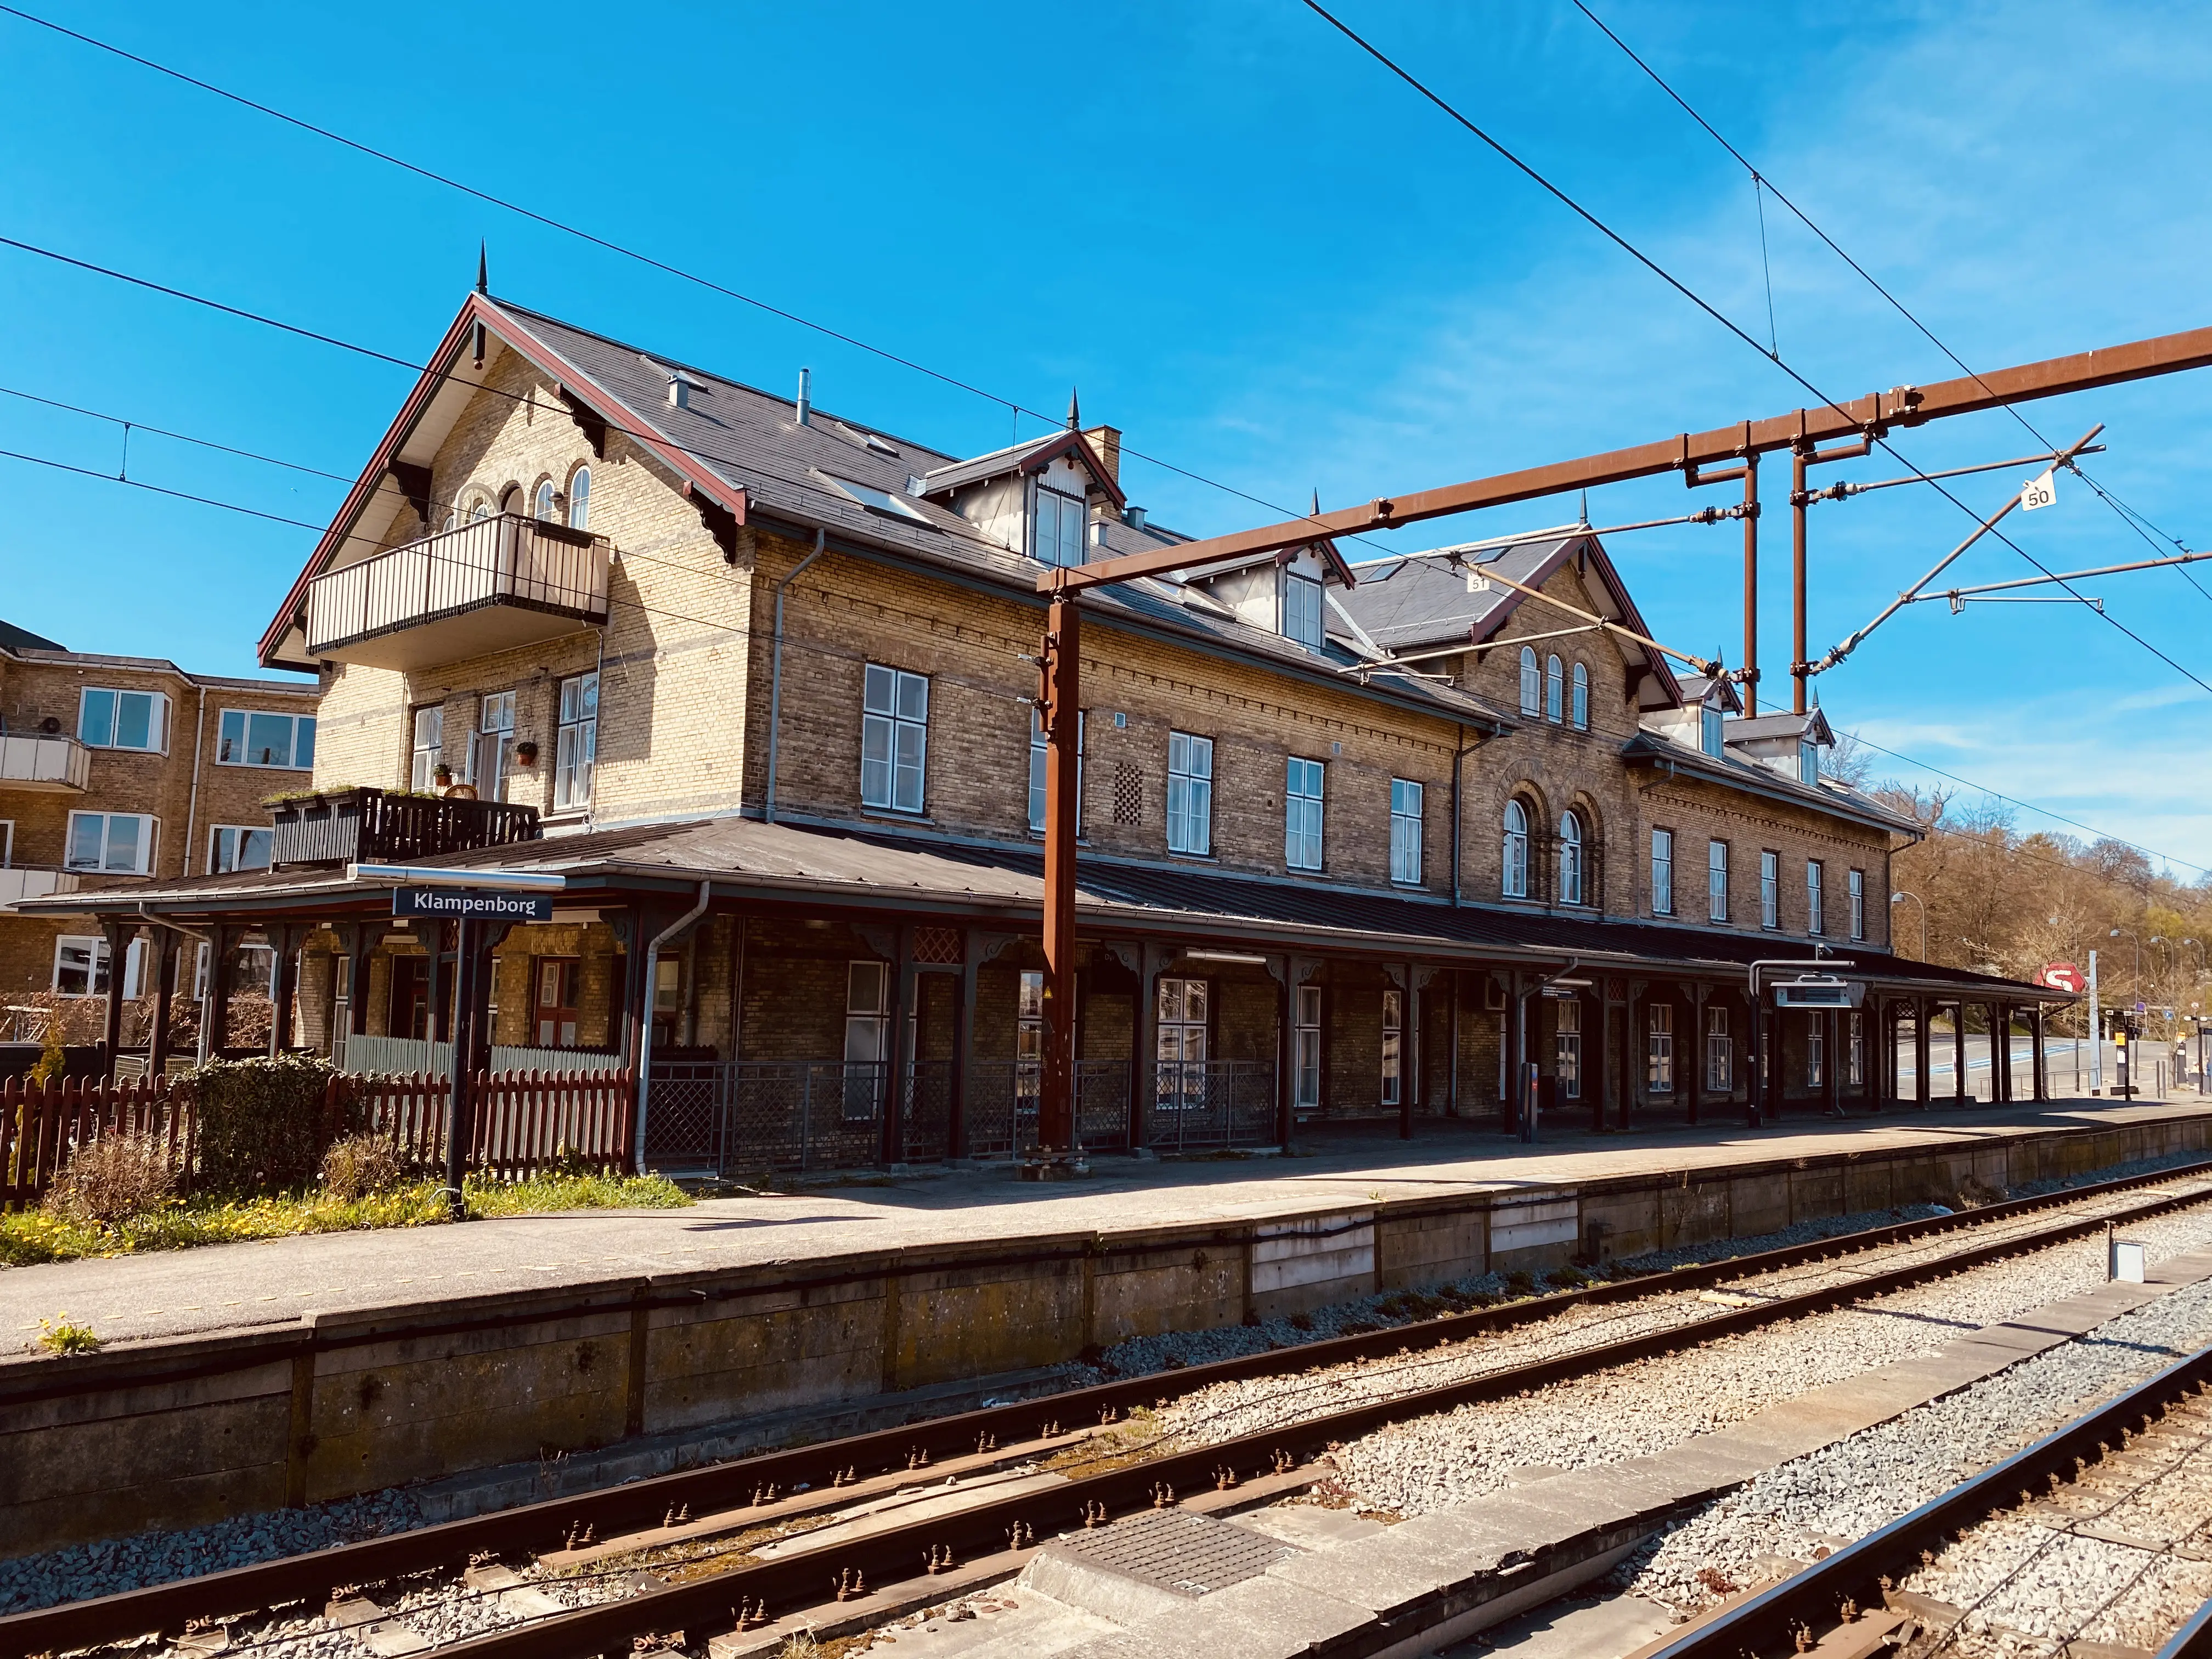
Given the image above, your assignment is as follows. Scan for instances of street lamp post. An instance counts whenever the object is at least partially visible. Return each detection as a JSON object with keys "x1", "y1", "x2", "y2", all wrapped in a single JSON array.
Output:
[
  {"x1": 2111, "y1": 927, "x2": 2142, "y2": 1007},
  {"x1": 1890, "y1": 890, "x2": 1927, "y2": 961}
]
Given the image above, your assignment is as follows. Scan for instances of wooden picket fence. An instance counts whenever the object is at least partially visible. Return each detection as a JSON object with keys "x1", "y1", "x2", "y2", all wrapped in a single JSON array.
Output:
[{"x1": 2, "y1": 1066, "x2": 635, "y2": 1210}]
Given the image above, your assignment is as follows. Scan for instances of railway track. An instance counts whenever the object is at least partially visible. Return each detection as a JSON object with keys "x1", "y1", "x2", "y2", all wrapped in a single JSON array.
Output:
[
  {"x1": 14, "y1": 1156, "x2": 2212, "y2": 1659},
  {"x1": 1645, "y1": 1339, "x2": 2212, "y2": 1658}
]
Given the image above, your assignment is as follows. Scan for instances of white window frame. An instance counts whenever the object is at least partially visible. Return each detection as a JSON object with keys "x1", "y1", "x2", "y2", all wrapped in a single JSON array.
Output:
[
  {"x1": 208, "y1": 823, "x2": 273, "y2": 874},
  {"x1": 1027, "y1": 708, "x2": 1085, "y2": 836},
  {"x1": 1294, "y1": 984, "x2": 1322, "y2": 1111},
  {"x1": 842, "y1": 960, "x2": 891, "y2": 1121},
  {"x1": 1706, "y1": 1007, "x2": 1731, "y2": 1092},
  {"x1": 1648, "y1": 1001, "x2": 1674, "y2": 1093},
  {"x1": 567, "y1": 465, "x2": 592, "y2": 531},
  {"x1": 216, "y1": 707, "x2": 315, "y2": 770},
  {"x1": 77, "y1": 686, "x2": 168, "y2": 753},
  {"x1": 554, "y1": 672, "x2": 599, "y2": 811},
  {"x1": 1849, "y1": 868, "x2": 1866, "y2": 940},
  {"x1": 1519, "y1": 646, "x2": 1541, "y2": 716},
  {"x1": 1848, "y1": 1011, "x2": 1864, "y2": 1086},
  {"x1": 861, "y1": 664, "x2": 929, "y2": 814},
  {"x1": 1503, "y1": 799, "x2": 1530, "y2": 899},
  {"x1": 1167, "y1": 731, "x2": 1213, "y2": 855},
  {"x1": 473, "y1": 690, "x2": 515, "y2": 802},
  {"x1": 1556, "y1": 998, "x2": 1581, "y2": 1099},
  {"x1": 1807, "y1": 859, "x2": 1825, "y2": 935},
  {"x1": 1380, "y1": 986, "x2": 1402, "y2": 1107},
  {"x1": 1544, "y1": 653, "x2": 1564, "y2": 723},
  {"x1": 410, "y1": 704, "x2": 444, "y2": 792},
  {"x1": 53, "y1": 934, "x2": 144, "y2": 999},
  {"x1": 0, "y1": 820, "x2": 12, "y2": 866},
  {"x1": 1700, "y1": 703, "x2": 1724, "y2": 758},
  {"x1": 66, "y1": 810, "x2": 156, "y2": 874},
  {"x1": 1389, "y1": 778, "x2": 1423, "y2": 886},
  {"x1": 1707, "y1": 839, "x2": 1729, "y2": 923},
  {"x1": 1651, "y1": 827, "x2": 1674, "y2": 916},
  {"x1": 1808, "y1": 1014, "x2": 1825, "y2": 1086},
  {"x1": 1032, "y1": 485, "x2": 1087, "y2": 568},
  {"x1": 1570, "y1": 662, "x2": 1589, "y2": 730},
  {"x1": 1760, "y1": 849, "x2": 1780, "y2": 930},
  {"x1": 534, "y1": 479, "x2": 557, "y2": 521},
  {"x1": 1282, "y1": 570, "x2": 1324, "y2": 648},
  {"x1": 1156, "y1": 977, "x2": 1210, "y2": 1111},
  {"x1": 1800, "y1": 740, "x2": 1820, "y2": 785},
  {"x1": 1559, "y1": 810, "x2": 1585, "y2": 906},
  {"x1": 1284, "y1": 757, "x2": 1325, "y2": 872}
]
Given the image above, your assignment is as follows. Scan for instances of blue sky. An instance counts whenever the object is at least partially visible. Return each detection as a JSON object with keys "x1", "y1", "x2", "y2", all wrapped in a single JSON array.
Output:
[{"x1": 2, "y1": 2, "x2": 2208, "y2": 868}]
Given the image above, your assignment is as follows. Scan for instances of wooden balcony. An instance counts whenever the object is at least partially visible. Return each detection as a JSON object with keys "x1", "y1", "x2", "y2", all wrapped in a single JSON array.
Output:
[
  {"x1": 0, "y1": 732, "x2": 91, "y2": 793},
  {"x1": 270, "y1": 786, "x2": 540, "y2": 869},
  {"x1": 304, "y1": 514, "x2": 610, "y2": 671}
]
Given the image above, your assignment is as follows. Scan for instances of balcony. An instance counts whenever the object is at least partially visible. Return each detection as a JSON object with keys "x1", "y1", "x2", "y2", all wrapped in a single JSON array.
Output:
[
  {"x1": 270, "y1": 786, "x2": 540, "y2": 869},
  {"x1": 305, "y1": 514, "x2": 611, "y2": 671},
  {"x1": 0, "y1": 732, "x2": 91, "y2": 792},
  {"x1": 0, "y1": 866, "x2": 80, "y2": 909}
]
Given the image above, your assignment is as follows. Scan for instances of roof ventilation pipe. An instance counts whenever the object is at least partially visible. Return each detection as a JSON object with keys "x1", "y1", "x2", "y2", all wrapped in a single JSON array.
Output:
[{"x1": 796, "y1": 366, "x2": 811, "y2": 427}]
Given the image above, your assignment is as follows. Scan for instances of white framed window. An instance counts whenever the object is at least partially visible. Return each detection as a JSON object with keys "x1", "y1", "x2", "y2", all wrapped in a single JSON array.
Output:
[
  {"x1": 193, "y1": 941, "x2": 272, "y2": 1000},
  {"x1": 842, "y1": 960, "x2": 890, "y2": 1121},
  {"x1": 1807, "y1": 860, "x2": 1825, "y2": 935},
  {"x1": 1556, "y1": 998, "x2": 1581, "y2": 1099},
  {"x1": 1017, "y1": 969, "x2": 1045, "y2": 1109},
  {"x1": 554, "y1": 672, "x2": 598, "y2": 810},
  {"x1": 1706, "y1": 1007, "x2": 1731, "y2": 1092},
  {"x1": 1800, "y1": 740, "x2": 1820, "y2": 785},
  {"x1": 1707, "y1": 839, "x2": 1729, "y2": 922},
  {"x1": 861, "y1": 664, "x2": 929, "y2": 814},
  {"x1": 567, "y1": 466, "x2": 592, "y2": 531},
  {"x1": 1808, "y1": 1015, "x2": 1825, "y2": 1086},
  {"x1": 1760, "y1": 849, "x2": 1780, "y2": 930},
  {"x1": 0, "y1": 820, "x2": 12, "y2": 866},
  {"x1": 1167, "y1": 731, "x2": 1213, "y2": 855},
  {"x1": 535, "y1": 958, "x2": 581, "y2": 1048},
  {"x1": 1503, "y1": 799, "x2": 1530, "y2": 899},
  {"x1": 1700, "y1": 703, "x2": 1724, "y2": 758},
  {"x1": 473, "y1": 690, "x2": 515, "y2": 802},
  {"x1": 1380, "y1": 986, "x2": 1402, "y2": 1106},
  {"x1": 1649, "y1": 1001, "x2": 1674, "y2": 1093},
  {"x1": 208, "y1": 824, "x2": 272, "y2": 874},
  {"x1": 1285, "y1": 757, "x2": 1324, "y2": 871},
  {"x1": 1559, "y1": 810, "x2": 1586, "y2": 906},
  {"x1": 1389, "y1": 778, "x2": 1423, "y2": 885},
  {"x1": 1849, "y1": 868, "x2": 1866, "y2": 940},
  {"x1": 1545, "y1": 654, "x2": 1564, "y2": 723},
  {"x1": 1027, "y1": 708, "x2": 1085, "y2": 836},
  {"x1": 1651, "y1": 828, "x2": 1674, "y2": 916},
  {"x1": 1294, "y1": 984, "x2": 1322, "y2": 1111},
  {"x1": 534, "y1": 479, "x2": 557, "y2": 521},
  {"x1": 78, "y1": 686, "x2": 167, "y2": 752},
  {"x1": 53, "y1": 935, "x2": 144, "y2": 999},
  {"x1": 1156, "y1": 977, "x2": 1209, "y2": 1111},
  {"x1": 1519, "y1": 646, "x2": 1541, "y2": 716},
  {"x1": 1033, "y1": 487, "x2": 1086, "y2": 568},
  {"x1": 1570, "y1": 662, "x2": 1589, "y2": 730},
  {"x1": 410, "y1": 705, "x2": 444, "y2": 791},
  {"x1": 217, "y1": 708, "x2": 315, "y2": 770},
  {"x1": 1848, "y1": 1011, "x2": 1864, "y2": 1086},
  {"x1": 1283, "y1": 571, "x2": 1324, "y2": 647},
  {"x1": 66, "y1": 810, "x2": 155, "y2": 873}
]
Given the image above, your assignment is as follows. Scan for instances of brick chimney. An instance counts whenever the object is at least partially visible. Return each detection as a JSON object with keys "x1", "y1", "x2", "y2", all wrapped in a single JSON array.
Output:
[{"x1": 1081, "y1": 425, "x2": 1121, "y2": 484}]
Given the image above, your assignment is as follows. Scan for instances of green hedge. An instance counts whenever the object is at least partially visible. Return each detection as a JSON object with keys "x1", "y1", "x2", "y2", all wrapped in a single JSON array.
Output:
[{"x1": 191, "y1": 1054, "x2": 353, "y2": 1195}]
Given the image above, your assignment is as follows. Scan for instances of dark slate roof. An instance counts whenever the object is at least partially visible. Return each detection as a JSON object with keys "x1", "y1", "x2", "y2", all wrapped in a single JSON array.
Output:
[
  {"x1": 1331, "y1": 538, "x2": 1575, "y2": 648},
  {"x1": 1673, "y1": 673, "x2": 1741, "y2": 712},
  {"x1": 1729, "y1": 708, "x2": 1836, "y2": 745},
  {"x1": 1619, "y1": 730, "x2": 1916, "y2": 834},
  {"x1": 33, "y1": 812, "x2": 2051, "y2": 998},
  {"x1": 917, "y1": 428, "x2": 1124, "y2": 506},
  {"x1": 0, "y1": 618, "x2": 66, "y2": 652}
]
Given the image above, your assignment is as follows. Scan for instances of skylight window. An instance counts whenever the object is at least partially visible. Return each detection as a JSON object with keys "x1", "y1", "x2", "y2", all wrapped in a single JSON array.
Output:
[{"x1": 823, "y1": 473, "x2": 930, "y2": 523}]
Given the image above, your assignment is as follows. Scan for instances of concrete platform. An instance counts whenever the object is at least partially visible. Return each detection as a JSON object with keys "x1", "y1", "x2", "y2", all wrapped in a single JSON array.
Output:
[{"x1": 1, "y1": 1095, "x2": 2206, "y2": 1558}]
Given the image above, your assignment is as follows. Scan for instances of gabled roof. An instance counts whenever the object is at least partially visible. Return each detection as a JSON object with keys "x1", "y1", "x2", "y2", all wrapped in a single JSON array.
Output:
[
  {"x1": 1333, "y1": 534, "x2": 1684, "y2": 711},
  {"x1": 1673, "y1": 673, "x2": 1743, "y2": 714},
  {"x1": 1619, "y1": 729, "x2": 1914, "y2": 836},
  {"x1": 918, "y1": 428, "x2": 1126, "y2": 509},
  {"x1": 1728, "y1": 708, "x2": 1835, "y2": 746}
]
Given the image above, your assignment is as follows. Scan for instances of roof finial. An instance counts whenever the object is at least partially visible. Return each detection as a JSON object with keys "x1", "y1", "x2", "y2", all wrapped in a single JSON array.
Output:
[
  {"x1": 1066, "y1": 387, "x2": 1081, "y2": 431},
  {"x1": 1577, "y1": 489, "x2": 1590, "y2": 528},
  {"x1": 1311, "y1": 487, "x2": 1322, "y2": 520},
  {"x1": 476, "y1": 241, "x2": 488, "y2": 295}
]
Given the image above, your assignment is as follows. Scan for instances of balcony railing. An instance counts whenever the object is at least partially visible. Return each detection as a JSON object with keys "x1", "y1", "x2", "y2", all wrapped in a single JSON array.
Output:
[
  {"x1": 305, "y1": 513, "x2": 611, "y2": 670},
  {"x1": 270, "y1": 786, "x2": 540, "y2": 868},
  {"x1": 0, "y1": 732, "x2": 91, "y2": 792},
  {"x1": 0, "y1": 866, "x2": 80, "y2": 909}
]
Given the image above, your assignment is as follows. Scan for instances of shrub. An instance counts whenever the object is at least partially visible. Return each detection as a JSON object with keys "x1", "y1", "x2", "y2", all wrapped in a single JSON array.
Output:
[
  {"x1": 320, "y1": 1133, "x2": 408, "y2": 1201},
  {"x1": 192, "y1": 1053, "x2": 348, "y2": 1195},
  {"x1": 28, "y1": 1001, "x2": 67, "y2": 1085},
  {"x1": 45, "y1": 1133, "x2": 177, "y2": 1224}
]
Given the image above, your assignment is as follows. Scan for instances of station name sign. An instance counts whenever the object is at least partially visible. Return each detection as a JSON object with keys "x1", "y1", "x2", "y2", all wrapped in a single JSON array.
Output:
[{"x1": 393, "y1": 888, "x2": 554, "y2": 922}]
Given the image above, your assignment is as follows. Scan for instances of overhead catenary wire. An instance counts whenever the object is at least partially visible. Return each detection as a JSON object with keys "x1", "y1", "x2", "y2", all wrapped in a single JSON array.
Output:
[{"x1": 1297, "y1": 0, "x2": 2212, "y2": 703}]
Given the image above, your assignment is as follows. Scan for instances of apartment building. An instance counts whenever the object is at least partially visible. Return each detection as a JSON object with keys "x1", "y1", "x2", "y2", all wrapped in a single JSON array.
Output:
[
  {"x1": 27, "y1": 290, "x2": 2066, "y2": 1157},
  {"x1": 1, "y1": 620, "x2": 318, "y2": 1034}
]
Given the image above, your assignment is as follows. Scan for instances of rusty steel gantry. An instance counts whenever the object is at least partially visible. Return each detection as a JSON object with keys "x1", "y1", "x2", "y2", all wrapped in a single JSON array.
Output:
[{"x1": 1018, "y1": 320, "x2": 2212, "y2": 1174}]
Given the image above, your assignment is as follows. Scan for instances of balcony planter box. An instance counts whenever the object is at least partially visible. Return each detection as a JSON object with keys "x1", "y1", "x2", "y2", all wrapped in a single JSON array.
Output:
[{"x1": 270, "y1": 786, "x2": 541, "y2": 869}]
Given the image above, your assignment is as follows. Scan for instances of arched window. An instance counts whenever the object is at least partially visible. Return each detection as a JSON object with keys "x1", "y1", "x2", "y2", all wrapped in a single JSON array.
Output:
[
  {"x1": 534, "y1": 479, "x2": 557, "y2": 522},
  {"x1": 1559, "y1": 809, "x2": 1585, "y2": 906},
  {"x1": 1503, "y1": 799, "x2": 1530, "y2": 899},
  {"x1": 567, "y1": 466, "x2": 591, "y2": 532},
  {"x1": 467, "y1": 494, "x2": 492, "y2": 524},
  {"x1": 1571, "y1": 663, "x2": 1589, "y2": 730},
  {"x1": 1519, "y1": 646, "x2": 1541, "y2": 715},
  {"x1": 1545, "y1": 654, "x2": 1564, "y2": 723},
  {"x1": 499, "y1": 484, "x2": 523, "y2": 515}
]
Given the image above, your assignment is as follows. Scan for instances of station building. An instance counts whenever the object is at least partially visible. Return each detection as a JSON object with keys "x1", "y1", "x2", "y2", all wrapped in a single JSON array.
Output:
[{"x1": 24, "y1": 290, "x2": 2068, "y2": 1167}]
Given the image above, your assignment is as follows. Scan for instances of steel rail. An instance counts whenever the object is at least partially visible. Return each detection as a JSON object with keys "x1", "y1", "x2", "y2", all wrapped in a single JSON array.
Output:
[
  {"x1": 12, "y1": 1157, "x2": 2212, "y2": 1657},
  {"x1": 1643, "y1": 1340, "x2": 2212, "y2": 1658},
  {"x1": 2159, "y1": 1589, "x2": 2212, "y2": 1658}
]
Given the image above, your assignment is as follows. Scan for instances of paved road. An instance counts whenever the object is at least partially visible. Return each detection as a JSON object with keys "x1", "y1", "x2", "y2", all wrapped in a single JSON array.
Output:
[{"x1": 3, "y1": 1096, "x2": 2200, "y2": 1359}]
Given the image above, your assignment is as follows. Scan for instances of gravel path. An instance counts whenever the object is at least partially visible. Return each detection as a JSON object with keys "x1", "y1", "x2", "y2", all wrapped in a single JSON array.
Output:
[{"x1": 1623, "y1": 1273, "x2": 2212, "y2": 1619}]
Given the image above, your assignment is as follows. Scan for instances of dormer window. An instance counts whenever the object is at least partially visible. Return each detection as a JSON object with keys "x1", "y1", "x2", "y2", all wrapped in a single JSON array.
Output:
[
  {"x1": 1283, "y1": 571, "x2": 1324, "y2": 647},
  {"x1": 1034, "y1": 486, "x2": 1086, "y2": 568},
  {"x1": 824, "y1": 473, "x2": 930, "y2": 524},
  {"x1": 1799, "y1": 740, "x2": 1820, "y2": 785},
  {"x1": 1700, "y1": 703, "x2": 1724, "y2": 758}
]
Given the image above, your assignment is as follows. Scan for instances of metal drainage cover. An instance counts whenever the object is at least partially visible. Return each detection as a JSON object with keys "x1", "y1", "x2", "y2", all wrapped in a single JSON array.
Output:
[{"x1": 1053, "y1": 1510, "x2": 1299, "y2": 1599}]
